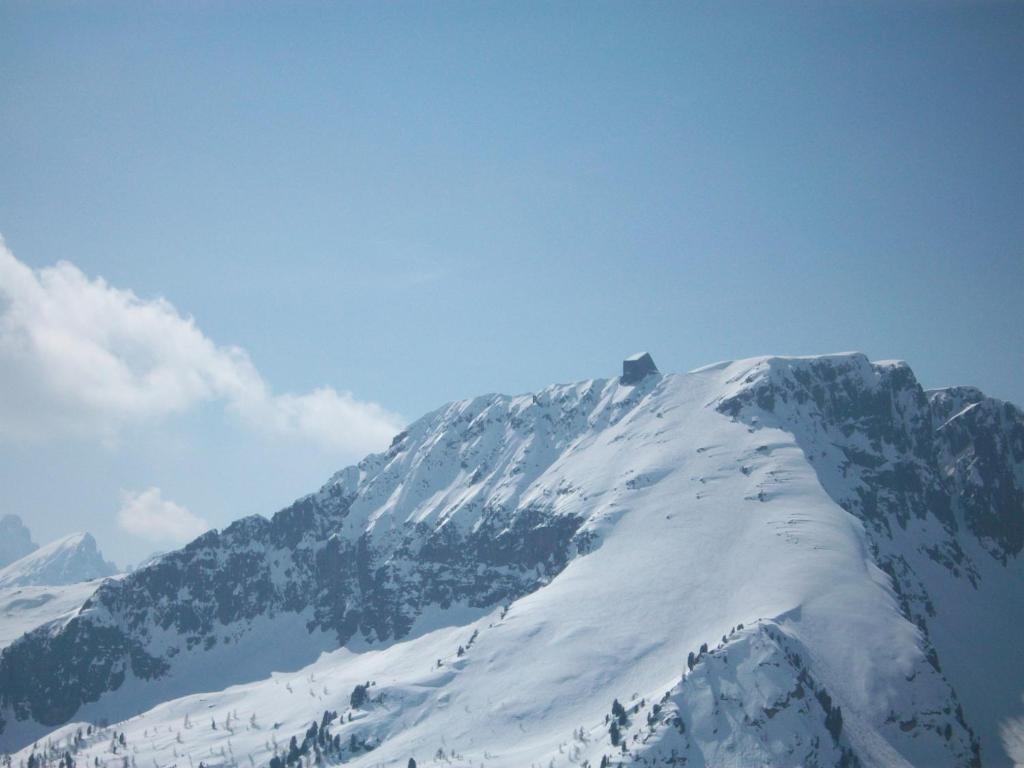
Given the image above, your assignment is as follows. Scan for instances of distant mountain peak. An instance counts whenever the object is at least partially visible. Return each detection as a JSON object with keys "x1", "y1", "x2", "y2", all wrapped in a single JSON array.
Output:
[
  {"x1": 0, "y1": 514, "x2": 38, "y2": 568},
  {"x1": 0, "y1": 530, "x2": 118, "y2": 589}
]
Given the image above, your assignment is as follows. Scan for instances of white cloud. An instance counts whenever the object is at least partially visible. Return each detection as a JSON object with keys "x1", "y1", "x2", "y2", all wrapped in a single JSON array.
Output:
[
  {"x1": 0, "y1": 239, "x2": 403, "y2": 453},
  {"x1": 118, "y1": 487, "x2": 210, "y2": 544}
]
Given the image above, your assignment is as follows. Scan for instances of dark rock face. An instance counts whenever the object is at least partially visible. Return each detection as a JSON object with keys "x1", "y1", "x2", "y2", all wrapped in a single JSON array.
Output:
[
  {"x1": 621, "y1": 352, "x2": 659, "y2": 385},
  {"x1": 0, "y1": 616, "x2": 168, "y2": 727},
  {"x1": 716, "y1": 355, "x2": 1023, "y2": 563},
  {"x1": 0, "y1": 493, "x2": 588, "y2": 733},
  {"x1": 929, "y1": 387, "x2": 1024, "y2": 562}
]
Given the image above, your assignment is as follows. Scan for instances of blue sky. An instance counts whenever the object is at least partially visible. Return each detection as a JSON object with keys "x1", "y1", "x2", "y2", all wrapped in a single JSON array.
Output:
[{"x1": 1, "y1": 1, "x2": 1021, "y2": 565}]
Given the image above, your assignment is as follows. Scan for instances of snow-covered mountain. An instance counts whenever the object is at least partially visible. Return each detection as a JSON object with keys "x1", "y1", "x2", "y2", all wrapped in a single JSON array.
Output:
[
  {"x1": 1, "y1": 353, "x2": 1021, "y2": 767},
  {"x1": 0, "y1": 532, "x2": 118, "y2": 589},
  {"x1": 0, "y1": 515, "x2": 37, "y2": 569},
  {"x1": 0, "y1": 532, "x2": 119, "y2": 652}
]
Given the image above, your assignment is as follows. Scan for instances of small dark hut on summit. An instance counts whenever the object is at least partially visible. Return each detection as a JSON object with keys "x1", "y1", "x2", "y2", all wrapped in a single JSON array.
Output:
[{"x1": 621, "y1": 352, "x2": 659, "y2": 385}]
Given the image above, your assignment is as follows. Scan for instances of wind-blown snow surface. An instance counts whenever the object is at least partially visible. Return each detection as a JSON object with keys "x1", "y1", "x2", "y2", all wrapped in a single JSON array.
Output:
[
  {"x1": 3, "y1": 354, "x2": 1022, "y2": 767},
  {"x1": 0, "y1": 581, "x2": 100, "y2": 651}
]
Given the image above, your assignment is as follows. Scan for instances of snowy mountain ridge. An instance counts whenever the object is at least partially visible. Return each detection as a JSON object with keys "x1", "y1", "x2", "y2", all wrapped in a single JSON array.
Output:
[
  {"x1": 1, "y1": 353, "x2": 1021, "y2": 767},
  {"x1": 0, "y1": 533, "x2": 118, "y2": 590}
]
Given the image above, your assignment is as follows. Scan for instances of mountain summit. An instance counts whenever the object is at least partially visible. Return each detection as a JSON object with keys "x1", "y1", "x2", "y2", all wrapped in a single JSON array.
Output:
[
  {"x1": 0, "y1": 515, "x2": 37, "y2": 568},
  {"x1": 0, "y1": 353, "x2": 1021, "y2": 767}
]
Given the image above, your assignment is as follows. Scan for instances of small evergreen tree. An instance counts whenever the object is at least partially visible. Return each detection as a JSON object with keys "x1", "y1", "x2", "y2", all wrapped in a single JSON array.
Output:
[
  {"x1": 611, "y1": 699, "x2": 628, "y2": 726},
  {"x1": 349, "y1": 683, "x2": 369, "y2": 709}
]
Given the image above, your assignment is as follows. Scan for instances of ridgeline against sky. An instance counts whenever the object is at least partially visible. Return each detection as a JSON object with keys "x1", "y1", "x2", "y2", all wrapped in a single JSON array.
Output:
[{"x1": 0, "y1": 2, "x2": 1021, "y2": 564}]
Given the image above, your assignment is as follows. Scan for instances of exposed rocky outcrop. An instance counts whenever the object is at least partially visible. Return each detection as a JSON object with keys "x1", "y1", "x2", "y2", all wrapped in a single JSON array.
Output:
[{"x1": 0, "y1": 516, "x2": 37, "y2": 569}]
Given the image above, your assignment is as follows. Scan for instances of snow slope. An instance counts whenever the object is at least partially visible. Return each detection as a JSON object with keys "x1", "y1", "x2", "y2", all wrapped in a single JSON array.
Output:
[
  {"x1": 0, "y1": 581, "x2": 100, "y2": 651},
  {"x1": 3, "y1": 354, "x2": 1021, "y2": 767}
]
